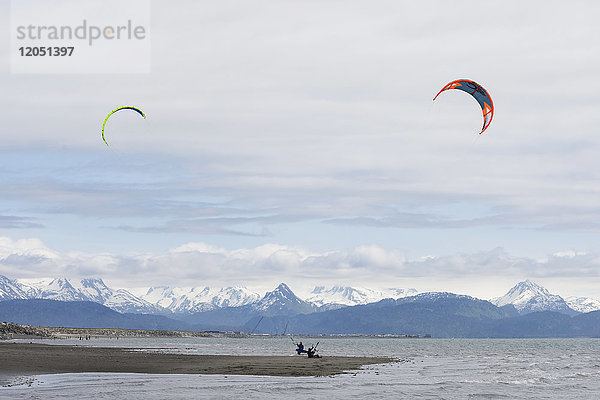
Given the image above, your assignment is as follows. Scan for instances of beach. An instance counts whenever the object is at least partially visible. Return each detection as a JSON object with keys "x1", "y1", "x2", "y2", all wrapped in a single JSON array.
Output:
[{"x1": 0, "y1": 342, "x2": 391, "y2": 377}]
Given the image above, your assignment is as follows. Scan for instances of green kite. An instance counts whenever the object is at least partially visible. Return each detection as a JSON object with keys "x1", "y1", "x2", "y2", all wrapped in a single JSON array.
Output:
[{"x1": 101, "y1": 106, "x2": 146, "y2": 146}]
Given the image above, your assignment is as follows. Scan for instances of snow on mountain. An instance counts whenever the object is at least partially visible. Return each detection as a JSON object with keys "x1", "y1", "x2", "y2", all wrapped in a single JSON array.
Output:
[
  {"x1": 143, "y1": 286, "x2": 187, "y2": 310},
  {"x1": 141, "y1": 283, "x2": 313, "y2": 316},
  {"x1": 19, "y1": 277, "x2": 88, "y2": 302},
  {"x1": 388, "y1": 288, "x2": 419, "y2": 298},
  {"x1": 141, "y1": 285, "x2": 261, "y2": 314},
  {"x1": 74, "y1": 278, "x2": 114, "y2": 303},
  {"x1": 491, "y1": 280, "x2": 577, "y2": 315},
  {"x1": 211, "y1": 286, "x2": 261, "y2": 308},
  {"x1": 142, "y1": 283, "x2": 416, "y2": 315},
  {"x1": 565, "y1": 296, "x2": 600, "y2": 313},
  {"x1": 397, "y1": 291, "x2": 475, "y2": 303},
  {"x1": 73, "y1": 278, "x2": 159, "y2": 314},
  {"x1": 251, "y1": 283, "x2": 315, "y2": 315},
  {"x1": 0, "y1": 274, "x2": 28, "y2": 300},
  {"x1": 308, "y1": 286, "x2": 385, "y2": 308},
  {"x1": 14, "y1": 277, "x2": 160, "y2": 314},
  {"x1": 307, "y1": 285, "x2": 419, "y2": 308},
  {"x1": 15, "y1": 278, "x2": 53, "y2": 298},
  {"x1": 6, "y1": 274, "x2": 594, "y2": 318}
]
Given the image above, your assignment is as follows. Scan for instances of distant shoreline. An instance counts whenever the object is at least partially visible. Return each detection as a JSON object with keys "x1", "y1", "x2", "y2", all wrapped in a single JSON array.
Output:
[
  {"x1": 0, "y1": 322, "x2": 220, "y2": 340},
  {"x1": 0, "y1": 322, "x2": 431, "y2": 339},
  {"x1": 0, "y1": 342, "x2": 392, "y2": 377}
]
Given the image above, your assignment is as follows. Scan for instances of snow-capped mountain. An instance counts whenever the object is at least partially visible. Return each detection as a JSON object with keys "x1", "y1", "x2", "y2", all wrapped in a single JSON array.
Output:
[
  {"x1": 211, "y1": 286, "x2": 261, "y2": 308},
  {"x1": 0, "y1": 275, "x2": 28, "y2": 300},
  {"x1": 251, "y1": 283, "x2": 315, "y2": 316},
  {"x1": 306, "y1": 286, "x2": 418, "y2": 309},
  {"x1": 307, "y1": 286, "x2": 419, "y2": 309},
  {"x1": 5, "y1": 273, "x2": 596, "y2": 319},
  {"x1": 141, "y1": 284, "x2": 418, "y2": 314},
  {"x1": 19, "y1": 278, "x2": 88, "y2": 302},
  {"x1": 142, "y1": 286, "x2": 183, "y2": 309},
  {"x1": 10, "y1": 276, "x2": 160, "y2": 314},
  {"x1": 388, "y1": 288, "x2": 420, "y2": 298},
  {"x1": 74, "y1": 278, "x2": 160, "y2": 314},
  {"x1": 565, "y1": 296, "x2": 600, "y2": 313},
  {"x1": 491, "y1": 280, "x2": 577, "y2": 315},
  {"x1": 141, "y1": 285, "x2": 261, "y2": 314}
]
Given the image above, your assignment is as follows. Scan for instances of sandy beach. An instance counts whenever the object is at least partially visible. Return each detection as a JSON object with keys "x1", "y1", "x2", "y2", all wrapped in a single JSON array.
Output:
[{"x1": 0, "y1": 342, "x2": 392, "y2": 377}]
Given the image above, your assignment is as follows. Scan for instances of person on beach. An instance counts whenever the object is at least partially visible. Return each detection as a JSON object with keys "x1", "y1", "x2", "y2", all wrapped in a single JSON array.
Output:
[
  {"x1": 307, "y1": 345, "x2": 320, "y2": 358},
  {"x1": 296, "y1": 341, "x2": 307, "y2": 354}
]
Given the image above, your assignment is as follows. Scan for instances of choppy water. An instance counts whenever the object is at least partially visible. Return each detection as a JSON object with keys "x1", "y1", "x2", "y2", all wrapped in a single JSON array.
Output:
[{"x1": 2, "y1": 337, "x2": 599, "y2": 399}]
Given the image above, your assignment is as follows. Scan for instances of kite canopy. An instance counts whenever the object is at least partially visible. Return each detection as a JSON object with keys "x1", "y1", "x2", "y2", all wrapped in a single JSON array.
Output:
[
  {"x1": 433, "y1": 79, "x2": 494, "y2": 134},
  {"x1": 101, "y1": 106, "x2": 146, "y2": 146}
]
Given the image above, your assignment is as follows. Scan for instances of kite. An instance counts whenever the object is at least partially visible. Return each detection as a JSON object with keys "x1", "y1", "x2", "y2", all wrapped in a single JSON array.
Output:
[
  {"x1": 433, "y1": 79, "x2": 494, "y2": 134},
  {"x1": 101, "y1": 106, "x2": 146, "y2": 146}
]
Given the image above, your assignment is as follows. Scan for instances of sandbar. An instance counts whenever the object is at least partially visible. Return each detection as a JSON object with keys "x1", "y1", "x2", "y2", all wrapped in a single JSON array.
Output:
[{"x1": 0, "y1": 342, "x2": 392, "y2": 377}]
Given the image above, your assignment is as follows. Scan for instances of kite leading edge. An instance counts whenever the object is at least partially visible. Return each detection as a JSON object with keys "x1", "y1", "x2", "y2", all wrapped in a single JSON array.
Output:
[
  {"x1": 101, "y1": 106, "x2": 146, "y2": 146},
  {"x1": 433, "y1": 79, "x2": 494, "y2": 134}
]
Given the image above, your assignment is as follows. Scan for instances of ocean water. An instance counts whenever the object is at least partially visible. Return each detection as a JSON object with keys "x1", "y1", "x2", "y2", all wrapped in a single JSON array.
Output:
[{"x1": 1, "y1": 337, "x2": 599, "y2": 399}]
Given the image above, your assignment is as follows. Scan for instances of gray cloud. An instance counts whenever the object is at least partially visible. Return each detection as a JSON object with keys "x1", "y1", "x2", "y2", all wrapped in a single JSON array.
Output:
[
  {"x1": 0, "y1": 215, "x2": 43, "y2": 229},
  {"x1": 111, "y1": 219, "x2": 270, "y2": 237},
  {"x1": 0, "y1": 253, "x2": 49, "y2": 266}
]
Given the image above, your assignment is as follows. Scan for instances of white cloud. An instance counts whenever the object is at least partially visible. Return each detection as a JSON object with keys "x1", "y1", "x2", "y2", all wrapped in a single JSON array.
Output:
[
  {"x1": 0, "y1": 236, "x2": 60, "y2": 262},
  {"x1": 171, "y1": 242, "x2": 226, "y2": 254},
  {"x1": 552, "y1": 250, "x2": 588, "y2": 258},
  {"x1": 2, "y1": 236, "x2": 600, "y2": 299}
]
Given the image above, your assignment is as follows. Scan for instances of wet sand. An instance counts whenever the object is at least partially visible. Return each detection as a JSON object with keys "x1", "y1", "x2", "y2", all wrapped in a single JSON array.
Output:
[{"x1": 0, "y1": 343, "x2": 392, "y2": 377}]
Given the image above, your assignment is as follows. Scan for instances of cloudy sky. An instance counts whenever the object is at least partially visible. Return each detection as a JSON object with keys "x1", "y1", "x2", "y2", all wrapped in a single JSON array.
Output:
[{"x1": 1, "y1": 1, "x2": 600, "y2": 299}]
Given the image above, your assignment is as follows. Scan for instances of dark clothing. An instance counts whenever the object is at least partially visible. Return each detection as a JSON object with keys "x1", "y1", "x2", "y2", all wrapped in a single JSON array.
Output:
[{"x1": 296, "y1": 343, "x2": 307, "y2": 354}]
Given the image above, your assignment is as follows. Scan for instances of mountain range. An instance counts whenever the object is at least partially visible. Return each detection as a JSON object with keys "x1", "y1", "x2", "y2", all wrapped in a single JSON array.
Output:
[
  {"x1": 142, "y1": 285, "x2": 261, "y2": 314},
  {"x1": 1, "y1": 276, "x2": 160, "y2": 314},
  {"x1": 260, "y1": 293, "x2": 600, "y2": 338},
  {"x1": 0, "y1": 274, "x2": 426, "y2": 315},
  {"x1": 307, "y1": 286, "x2": 419, "y2": 310},
  {"x1": 1, "y1": 273, "x2": 600, "y2": 337},
  {"x1": 2, "y1": 274, "x2": 599, "y2": 316}
]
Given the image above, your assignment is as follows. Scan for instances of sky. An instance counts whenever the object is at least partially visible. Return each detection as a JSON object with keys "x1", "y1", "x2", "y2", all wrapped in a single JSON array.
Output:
[{"x1": 1, "y1": 0, "x2": 600, "y2": 299}]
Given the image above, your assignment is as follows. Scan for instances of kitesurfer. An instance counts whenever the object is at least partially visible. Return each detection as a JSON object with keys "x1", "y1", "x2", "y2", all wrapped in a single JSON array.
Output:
[
  {"x1": 296, "y1": 341, "x2": 307, "y2": 354},
  {"x1": 307, "y1": 344, "x2": 320, "y2": 358},
  {"x1": 307, "y1": 342, "x2": 320, "y2": 358}
]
